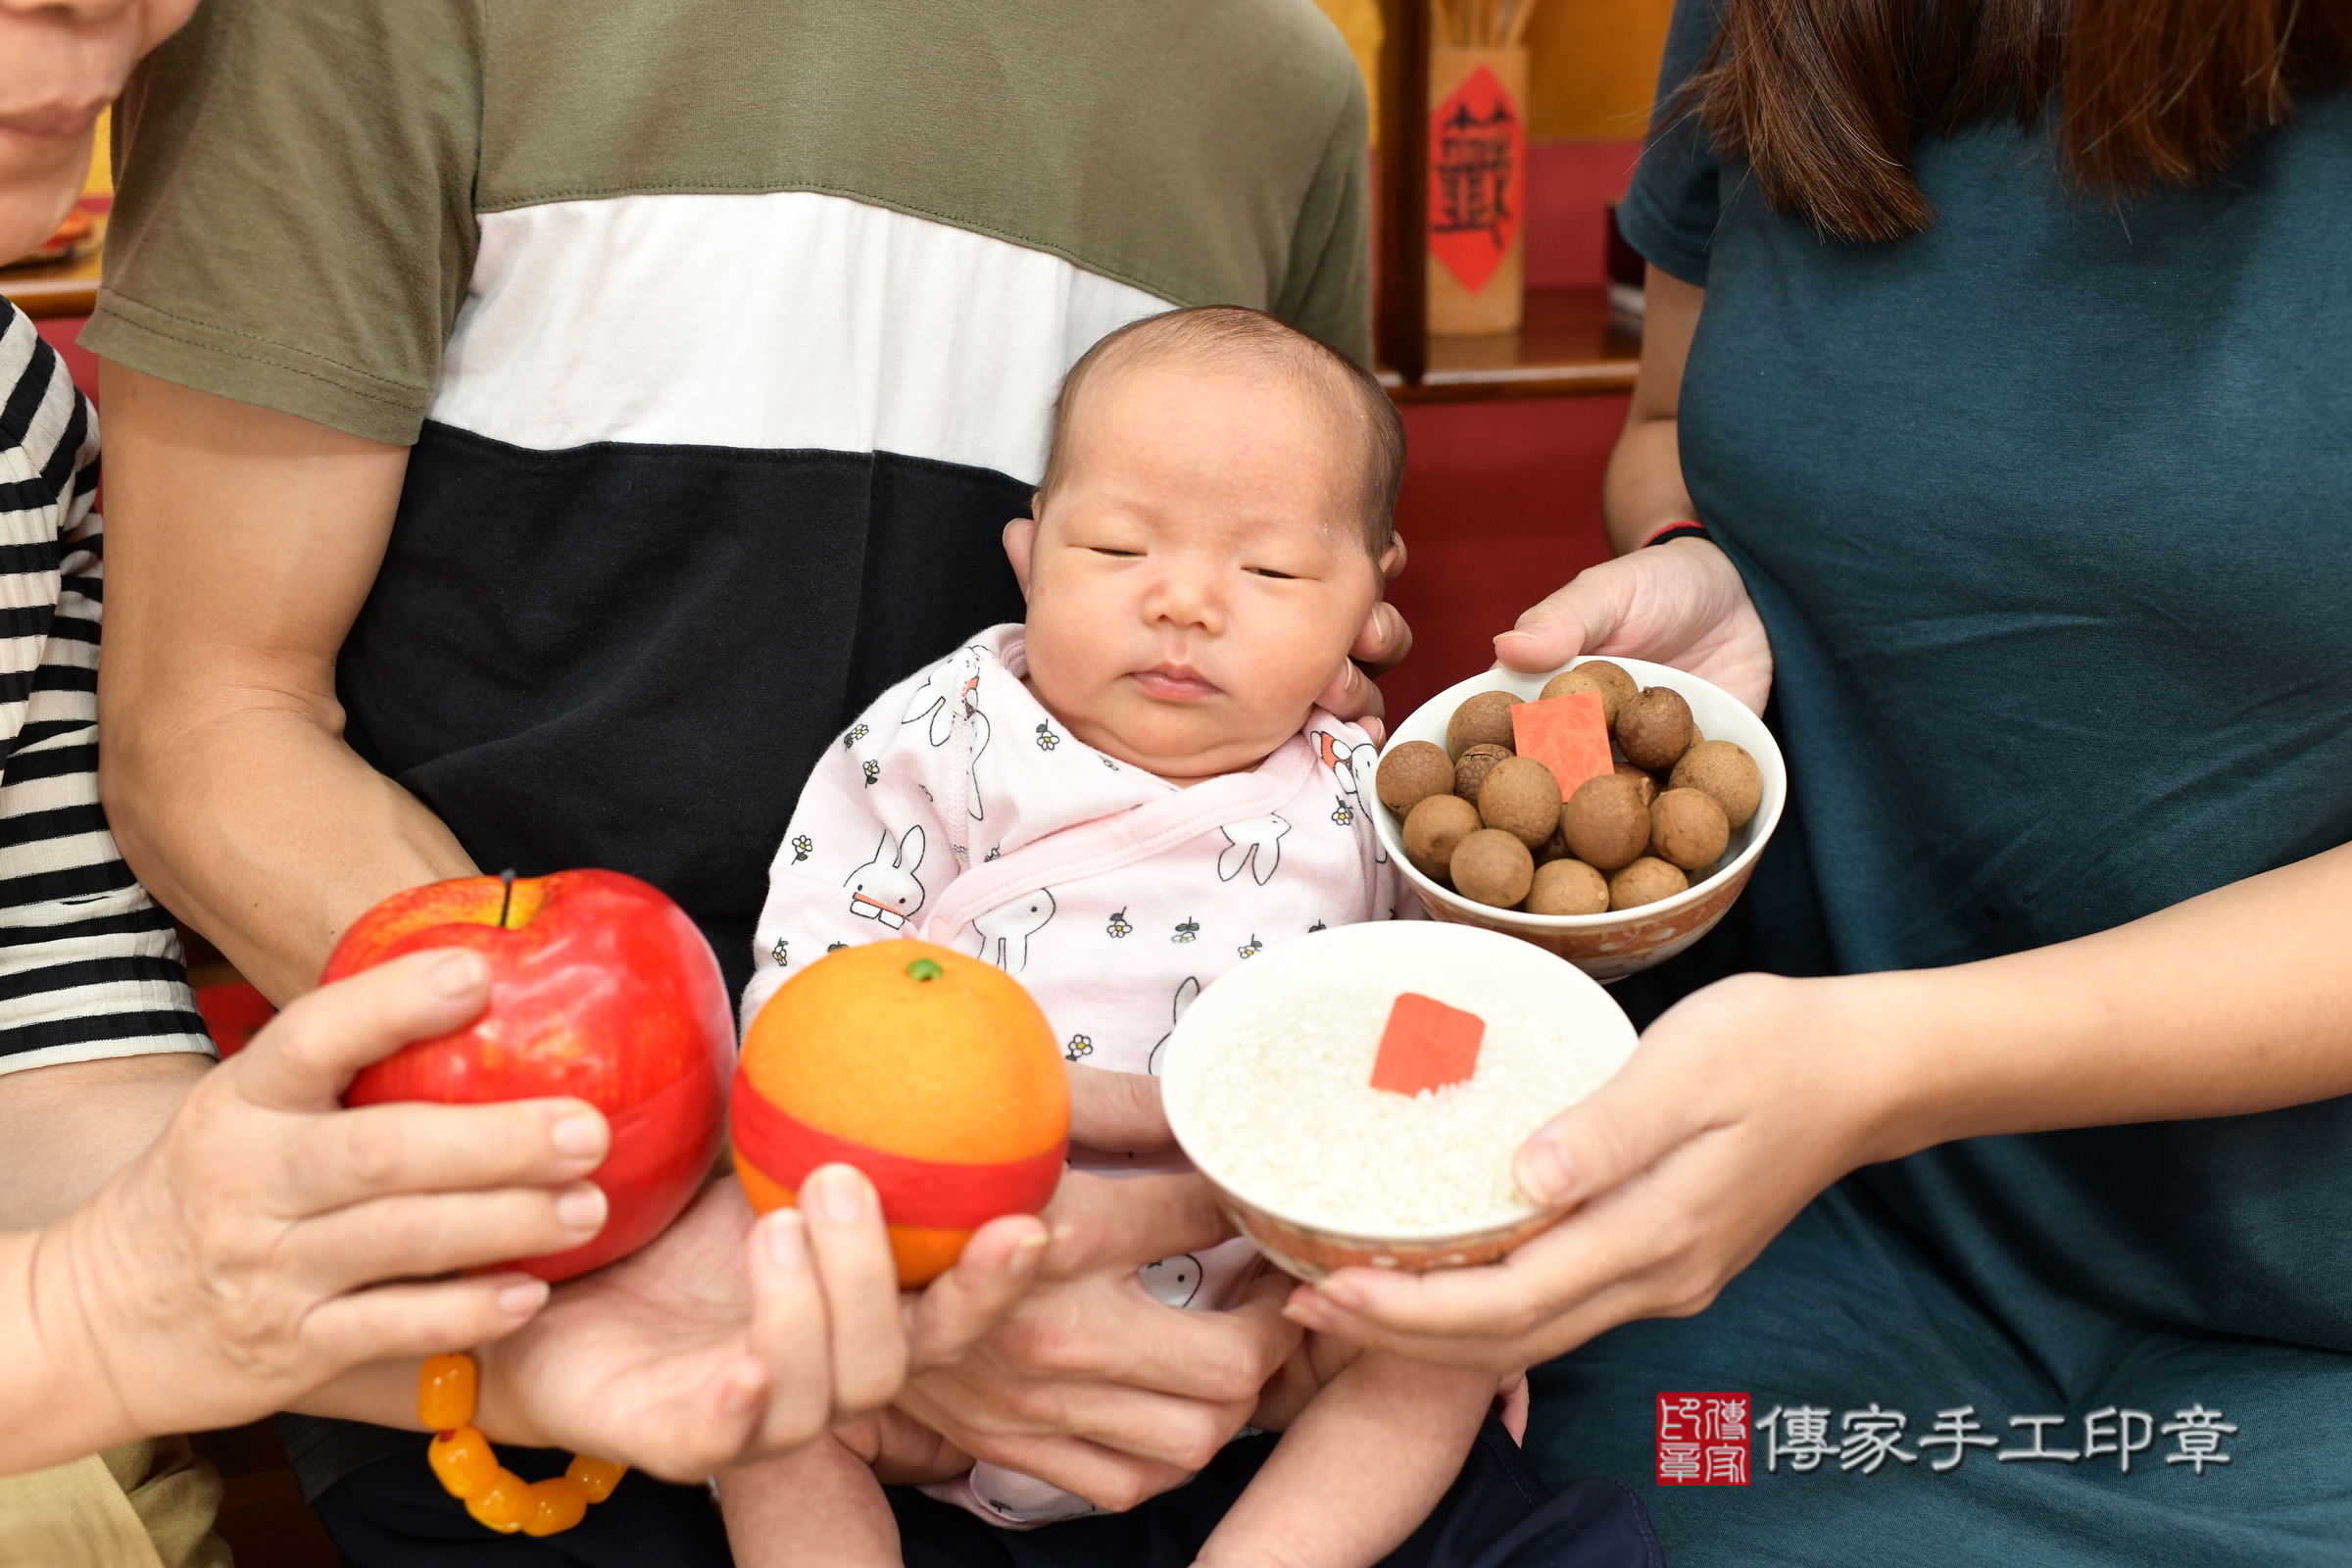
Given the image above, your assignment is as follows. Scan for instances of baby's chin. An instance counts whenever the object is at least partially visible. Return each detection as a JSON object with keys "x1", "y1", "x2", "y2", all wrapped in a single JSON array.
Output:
[{"x1": 1081, "y1": 702, "x2": 1307, "y2": 783}]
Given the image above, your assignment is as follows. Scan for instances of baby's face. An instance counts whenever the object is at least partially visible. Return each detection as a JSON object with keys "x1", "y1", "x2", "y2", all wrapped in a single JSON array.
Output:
[{"x1": 1011, "y1": 359, "x2": 1388, "y2": 784}]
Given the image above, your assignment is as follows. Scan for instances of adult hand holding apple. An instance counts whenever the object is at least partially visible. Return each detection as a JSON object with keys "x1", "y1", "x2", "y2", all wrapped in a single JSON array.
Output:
[
  {"x1": 323, "y1": 869, "x2": 736, "y2": 1282},
  {"x1": 308, "y1": 870, "x2": 1064, "y2": 1494},
  {"x1": 0, "y1": 950, "x2": 608, "y2": 1475}
]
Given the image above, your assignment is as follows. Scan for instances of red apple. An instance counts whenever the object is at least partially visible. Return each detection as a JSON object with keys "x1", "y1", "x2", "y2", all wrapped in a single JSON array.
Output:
[{"x1": 325, "y1": 869, "x2": 734, "y2": 1283}]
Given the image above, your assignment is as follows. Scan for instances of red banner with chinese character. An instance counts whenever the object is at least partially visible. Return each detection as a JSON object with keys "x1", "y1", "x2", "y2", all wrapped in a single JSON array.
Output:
[{"x1": 1428, "y1": 63, "x2": 1526, "y2": 296}]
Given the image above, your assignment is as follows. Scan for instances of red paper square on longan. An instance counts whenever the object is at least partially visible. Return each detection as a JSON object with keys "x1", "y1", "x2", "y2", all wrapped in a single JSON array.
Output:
[
  {"x1": 1511, "y1": 691, "x2": 1614, "y2": 795},
  {"x1": 1371, "y1": 992, "x2": 1485, "y2": 1097}
]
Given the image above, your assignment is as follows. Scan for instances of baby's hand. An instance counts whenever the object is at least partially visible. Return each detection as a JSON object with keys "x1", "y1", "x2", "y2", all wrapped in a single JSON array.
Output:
[{"x1": 1067, "y1": 1065, "x2": 1176, "y2": 1156}]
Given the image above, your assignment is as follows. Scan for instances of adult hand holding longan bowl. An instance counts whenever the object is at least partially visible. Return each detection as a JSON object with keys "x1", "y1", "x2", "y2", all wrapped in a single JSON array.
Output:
[
  {"x1": 1492, "y1": 534, "x2": 1771, "y2": 713},
  {"x1": 1368, "y1": 655, "x2": 1785, "y2": 982}
]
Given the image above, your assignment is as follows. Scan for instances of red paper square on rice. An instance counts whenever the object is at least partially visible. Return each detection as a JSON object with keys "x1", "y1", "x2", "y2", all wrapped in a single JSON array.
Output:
[{"x1": 1371, "y1": 992, "x2": 1485, "y2": 1097}]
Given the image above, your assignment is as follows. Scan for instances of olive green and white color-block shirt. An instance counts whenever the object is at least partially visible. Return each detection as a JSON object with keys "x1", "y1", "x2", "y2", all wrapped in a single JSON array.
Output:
[
  {"x1": 91, "y1": 0, "x2": 1371, "y2": 1010},
  {"x1": 90, "y1": 0, "x2": 1371, "y2": 1501}
]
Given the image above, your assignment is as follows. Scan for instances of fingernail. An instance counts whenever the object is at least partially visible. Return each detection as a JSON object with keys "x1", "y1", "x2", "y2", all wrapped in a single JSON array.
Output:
[
  {"x1": 497, "y1": 1278, "x2": 550, "y2": 1315},
  {"x1": 1317, "y1": 1275, "x2": 1370, "y2": 1312},
  {"x1": 809, "y1": 1164, "x2": 868, "y2": 1225},
  {"x1": 1374, "y1": 604, "x2": 1398, "y2": 641},
  {"x1": 763, "y1": 1209, "x2": 808, "y2": 1267},
  {"x1": 557, "y1": 1183, "x2": 608, "y2": 1230},
  {"x1": 1283, "y1": 1296, "x2": 1335, "y2": 1330},
  {"x1": 1516, "y1": 1137, "x2": 1576, "y2": 1205},
  {"x1": 428, "y1": 951, "x2": 488, "y2": 998},
  {"x1": 550, "y1": 1112, "x2": 607, "y2": 1159}
]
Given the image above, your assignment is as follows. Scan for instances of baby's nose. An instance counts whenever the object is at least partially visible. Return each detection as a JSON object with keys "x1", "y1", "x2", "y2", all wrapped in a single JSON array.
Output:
[{"x1": 1141, "y1": 559, "x2": 1226, "y2": 631}]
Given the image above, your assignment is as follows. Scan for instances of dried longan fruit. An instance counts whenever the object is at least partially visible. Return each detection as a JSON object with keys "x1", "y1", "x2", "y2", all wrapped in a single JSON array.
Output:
[
  {"x1": 1615, "y1": 686, "x2": 1695, "y2": 771},
  {"x1": 1561, "y1": 772, "x2": 1651, "y2": 871},
  {"x1": 1445, "y1": 691, "x2": 1520, "y2": 760},
  {"x1": 1452, "y1": 743, "x2": 1512, "y2": 807},
  {"x1": 1376, "y1": 741, "x2": 1456, "y2": 815},
  {"x1": 1476, "y1": 756, "x2": 1563, "y2": 850},
  {"x1": 1614, "y1": 760, "x2": 1658, "y2": 808},
  {"x1": 1524, "y1": 858, "x2": 1608, "y2": 916},
  {"x1": 1403, "y1": 789, "x2": 1480, "y2": 876},
  {"x1": 1536, "y1": 820, "x2": 1570, "y2": 865},
  {"x1": 1649, "y1": 787, "x2": 1730, "y2": 873},
  {"x1": 1669, "y1": 740, "x2": 1762, "y2": 828},
  {"x1": 1402, "y1": 795, "x2": 1480, "y2": 883},
  {"x1": 1450, "y1": 829, "x2": 1535, "y2": 908},
  {"x1": 1540, "y1": 661, "x2": 1638, "y2": 726},
  {"x1": 1608, "y1": 857, "x2": 1689, "y2": 911}
]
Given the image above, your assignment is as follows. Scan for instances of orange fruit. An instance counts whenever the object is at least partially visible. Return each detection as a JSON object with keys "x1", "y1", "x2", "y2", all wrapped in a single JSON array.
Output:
[{"x1": 732, "y1": 940, "x2": 1068, "y2": 1284}]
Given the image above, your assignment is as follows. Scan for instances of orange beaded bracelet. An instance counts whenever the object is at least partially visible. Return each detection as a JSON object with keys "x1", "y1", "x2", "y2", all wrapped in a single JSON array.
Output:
[{"x1": 419, "y1": 1353, "x2": 627, "y2": 1537}]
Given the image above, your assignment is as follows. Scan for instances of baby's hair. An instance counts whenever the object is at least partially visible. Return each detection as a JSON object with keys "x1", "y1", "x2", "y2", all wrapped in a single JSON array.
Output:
[{"x1": 1037, "y1": 306, "x2": 1404, "y2": 559}]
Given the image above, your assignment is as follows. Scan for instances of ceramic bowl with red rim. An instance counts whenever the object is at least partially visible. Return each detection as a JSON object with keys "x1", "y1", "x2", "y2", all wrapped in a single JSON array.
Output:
[
  {"x1": 1159, "y1": 920, "x2": 1636, "y2": 1279},
  {"x1": 1369, "y1": 659, "x2": 1788, "y2": 983}
]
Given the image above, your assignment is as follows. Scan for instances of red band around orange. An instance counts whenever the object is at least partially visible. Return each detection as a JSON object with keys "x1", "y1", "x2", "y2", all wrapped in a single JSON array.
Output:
[{"x1": 729, "y1": 1083, "x2": 1067, "y2": 1231}]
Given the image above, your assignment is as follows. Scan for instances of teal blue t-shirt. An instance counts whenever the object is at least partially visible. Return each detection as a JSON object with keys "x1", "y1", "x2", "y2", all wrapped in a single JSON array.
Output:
[{"x1": 1616, "y1": 0, "x2": 2352, "y2": 1358}]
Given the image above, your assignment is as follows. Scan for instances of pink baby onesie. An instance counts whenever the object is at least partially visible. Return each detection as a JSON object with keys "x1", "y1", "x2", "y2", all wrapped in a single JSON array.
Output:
[{"x1": 744, "y1": 622, "x2": 1414, "y2": 1524}]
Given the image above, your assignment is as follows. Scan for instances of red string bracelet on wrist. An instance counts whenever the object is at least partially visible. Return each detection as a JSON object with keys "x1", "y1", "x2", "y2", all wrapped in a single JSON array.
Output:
[
  {"x1": 419, "y1": 1353, "x2": 626, "y2": 1536},
  {"x1": 1642, "y1": 521, "x2": 1712, "y2": 548}
]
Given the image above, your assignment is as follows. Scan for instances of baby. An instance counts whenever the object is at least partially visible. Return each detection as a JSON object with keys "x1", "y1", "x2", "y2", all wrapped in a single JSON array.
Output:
[{"x1": 724, "y1": 307, "x2": 1501, "y2": 1568}]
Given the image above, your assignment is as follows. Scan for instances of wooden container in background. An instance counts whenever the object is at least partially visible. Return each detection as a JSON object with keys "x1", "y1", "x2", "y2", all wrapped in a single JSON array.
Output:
[{"x1": 1427, "y1": 45, "x2": 1529, "y2": 336}]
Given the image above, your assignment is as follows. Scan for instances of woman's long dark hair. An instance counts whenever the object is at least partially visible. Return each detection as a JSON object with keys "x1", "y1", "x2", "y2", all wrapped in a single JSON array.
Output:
[{"x1": 1685, "y1": 0, "x2": 2352, "y2": 240}]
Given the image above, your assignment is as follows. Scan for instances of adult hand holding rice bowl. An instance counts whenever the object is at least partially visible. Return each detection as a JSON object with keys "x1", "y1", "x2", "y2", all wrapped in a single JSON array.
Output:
[{"x1": 1160, "y1": 921, "x2": 1637, "y2": 1278}]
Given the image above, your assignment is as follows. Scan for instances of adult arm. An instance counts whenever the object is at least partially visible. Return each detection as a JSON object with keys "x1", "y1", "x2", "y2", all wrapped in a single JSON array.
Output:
[
  {"x1": 1491, "y1": 269, "x2": 1772, "y2": 713},
  {"x1": 3, "y1": 963, "x2": 991, "y2": 1483},
  {"x1": 1294, "y1": 260, "x2": 2352, "y2": 1366},
  {"x1": 0, "y1": 1054, "x2": 208, "y2": 1231},
  {"x1": 95, "y1": 366, "x2": 476, "y2": 1004},
  {"x1": 1290, "y1": 842, "x2": 2352, "y2": 1369},
  {"x1": 0, "y1": 953, "x2": 608, "y2": 1473}
]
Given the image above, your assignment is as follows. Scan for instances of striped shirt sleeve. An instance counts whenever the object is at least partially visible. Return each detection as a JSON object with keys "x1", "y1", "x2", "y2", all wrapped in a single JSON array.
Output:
[{"x1": 0, "y1": 304, "x2": 212, "y2": 1073}]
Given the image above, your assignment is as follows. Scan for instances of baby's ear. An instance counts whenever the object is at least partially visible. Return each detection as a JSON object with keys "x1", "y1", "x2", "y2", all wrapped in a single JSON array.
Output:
[{"x1": 1003, "y1": 516, "x2": 1039, "y2": 600}]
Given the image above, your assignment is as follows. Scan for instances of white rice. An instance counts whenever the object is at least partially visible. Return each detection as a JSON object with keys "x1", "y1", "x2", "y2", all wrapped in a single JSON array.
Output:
[{"x1": 1184, "y1": 980, "x2": 1614, "y2": 1234}]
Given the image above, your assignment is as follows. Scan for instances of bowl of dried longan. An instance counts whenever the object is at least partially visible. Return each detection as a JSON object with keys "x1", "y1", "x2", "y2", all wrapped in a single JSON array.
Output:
[{"x1": 1369, "y1": 659, "x2": 1787, "y2": 982}]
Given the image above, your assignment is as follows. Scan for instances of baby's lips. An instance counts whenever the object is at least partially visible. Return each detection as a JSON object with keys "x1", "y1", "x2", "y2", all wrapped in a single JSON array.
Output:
[{"x1": 1131, "y1": 665, "x2": 1222, "y2": 701}]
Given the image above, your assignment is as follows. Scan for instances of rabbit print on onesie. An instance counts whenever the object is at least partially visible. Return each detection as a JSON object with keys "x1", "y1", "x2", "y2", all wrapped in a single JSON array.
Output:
[
  {"x1": 743, "y1": 624, "x2": 1412, "y2": 1523},
  {"x1": 843, "y1": 827, "x2": 925, "y2": 929},
  {"x1": 727, "y1": 309, "x2": 1539, "y2": 1568},
  {"x1": 746, "y1": 625, "x2": 1403, "y2": 1065}
]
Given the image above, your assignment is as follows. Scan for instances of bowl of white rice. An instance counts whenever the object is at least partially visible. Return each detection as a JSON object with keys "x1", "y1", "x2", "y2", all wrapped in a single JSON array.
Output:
[{"x1": 1160, "y1": 920, "x2": 1637, "y2": 1278}]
